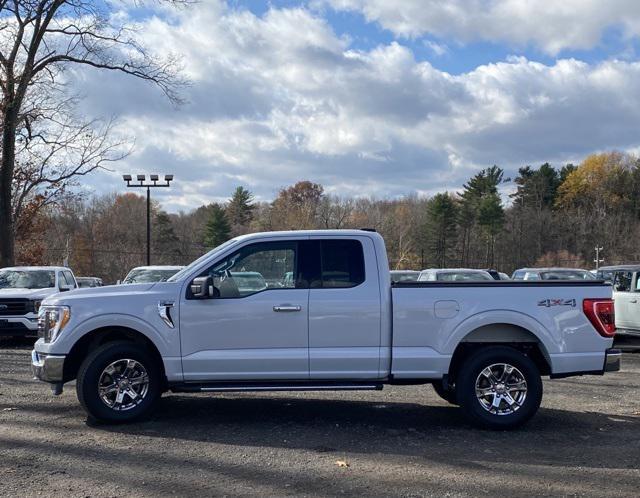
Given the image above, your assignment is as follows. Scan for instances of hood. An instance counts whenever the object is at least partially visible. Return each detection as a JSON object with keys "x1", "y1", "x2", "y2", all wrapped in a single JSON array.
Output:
[
  {"x1": 42, "y1": 282, "x2": 158, "y2": 306},
  {"x1": 0, "y1": 287, "x2": 59, "y2": 300}
]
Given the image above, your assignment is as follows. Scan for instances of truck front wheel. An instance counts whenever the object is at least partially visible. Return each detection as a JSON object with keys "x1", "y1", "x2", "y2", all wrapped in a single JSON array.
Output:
[
  {"x1": 456, "y1": 346, "x2": 542, "y2": 430},
  {"x1": 76, "y1": 341, "x2": 161, "y2": 423}
]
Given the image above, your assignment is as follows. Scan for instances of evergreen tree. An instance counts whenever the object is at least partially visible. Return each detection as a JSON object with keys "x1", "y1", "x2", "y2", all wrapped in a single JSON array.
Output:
[
  {"x1": 204, "y1": 203, "x2": 231, "y2": 249},
  {"x1": 153, "y1": 211, "x2": 181, "y2": 263},
  {"x1": 458, "y1": 165, "x2": 505, "y2": 266},
  {"x1": 425, "y1": 193, "x2": 458, "y2": 268},
  {"x1": 477, "y1": 193, "x2": 504, "y2": 267},
  {"x1": 227, "y1": 186, "x2": 255, "y2": 228},
  {"x1": 511, "y1": 163, "x2": 560, "y2": 210}
]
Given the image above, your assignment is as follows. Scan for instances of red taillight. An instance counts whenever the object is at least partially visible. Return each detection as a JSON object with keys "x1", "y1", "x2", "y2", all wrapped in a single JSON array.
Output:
[{"x1": 583, "y1": 299, "x2": 616, "y2": 337}]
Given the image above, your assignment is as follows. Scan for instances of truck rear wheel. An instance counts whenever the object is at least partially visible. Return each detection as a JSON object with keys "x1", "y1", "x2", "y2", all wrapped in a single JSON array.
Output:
[
  {"x1": 76, "y1": 341, "x2": 161, "y2": 423},
  {"x1": 456, "y1": 346, "x2": 542, "y2": 430}
]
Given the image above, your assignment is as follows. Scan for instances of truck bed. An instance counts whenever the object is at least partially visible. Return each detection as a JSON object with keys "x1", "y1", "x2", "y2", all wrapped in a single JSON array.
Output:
[{"x1": 389, "y1": 280, "x2": 613, "y2": 379}]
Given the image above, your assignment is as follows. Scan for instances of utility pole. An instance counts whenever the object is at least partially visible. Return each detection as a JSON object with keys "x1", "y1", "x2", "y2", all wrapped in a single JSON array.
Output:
[
  {"x1": 594, "y1": 246, "x2": 604, "y2": 270},
  {"x1": 123, "y1": 174, "x2": 174, "y2": 266}
]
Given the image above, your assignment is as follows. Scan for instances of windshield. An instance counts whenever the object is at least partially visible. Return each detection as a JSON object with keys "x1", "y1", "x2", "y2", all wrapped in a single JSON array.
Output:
[
  {"x1": 437, "y1": 271, "x2": 493, "y2": 281},
  {"x1": 167, "y1": 238, "x2": 238, "y2": 282},
  {"x1": 77, "y1": 278, "x2": 97, "y2": 288},
  {"x1": 539, "y1": 270, "x2": 595, "y2": 280},
  {"x1": 123, "y1": 268, "x2": 182, "y2": 284},
  {"x1": 596, "y1": 270, "x2": 615, "y2": 282},
  {"x1": 0, "y1": 270, "x2": 55, "y2": 289}
]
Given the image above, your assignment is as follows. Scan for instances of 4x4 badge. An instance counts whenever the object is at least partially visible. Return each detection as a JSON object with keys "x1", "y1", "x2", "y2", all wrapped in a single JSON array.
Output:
[{"x1": 538, "y1": 299, "x2": 576, "y2": 307}]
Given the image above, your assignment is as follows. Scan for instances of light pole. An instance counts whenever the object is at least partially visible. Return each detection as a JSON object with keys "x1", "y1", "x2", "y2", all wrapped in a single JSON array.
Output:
[
  {"x1": 594, "y1": 246, "x2": 604, "y2": 270},
  {"x1": 122, "y1": 174, "x2": 174, "y2": 266}
]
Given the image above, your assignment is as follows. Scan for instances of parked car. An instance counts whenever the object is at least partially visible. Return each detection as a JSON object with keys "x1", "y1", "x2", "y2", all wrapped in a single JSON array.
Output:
[
  {"x1": 483, "y1": 269, "x2": 511, "y2": 281},
  {"x1": 76, "y1": 277, "x2": 103, "y2": 288},
  {"x1": 0, "y1": 266, "x2": 77, "y2": 337},
  {"x1": 32, "y1": 229, "x2": 619, "y2": 429},
  {"x1": 610, "y1": 266, "x2": 640, "y2": 337},
  {"x1": 390, "y1": 270, "x2": 420, "y2": 283},
  {"x1": 225, "y1": 271, "x2": 268, "y2": 295},
  {"x1": 121, "y1": 266, "x2": 184, "y2": 284},
  {"x1": 418, "y1": 268, "x2": 494, "y2": 282},
  {"x1": 512, "y1": 268, "x2": 596, "y2": 281},
  {"x1": 595, "y1": 265, "x2": 627, "y2": 283}
]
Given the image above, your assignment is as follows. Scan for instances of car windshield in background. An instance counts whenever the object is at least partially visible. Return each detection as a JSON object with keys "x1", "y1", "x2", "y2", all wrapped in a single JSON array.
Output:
[
  {"x1": 230, "y1": 272, "x2": 267, "y2": 293},
  {"x1": 123, "y1": 269, "x2": 181, "y2": 284},
  {"x1": 390, "y1": 271, "x2": 419, "y2": 283},
  {"x1": 76, "y1": 278, "x2": 98, "y2": 288},
  {"x1": 539, "y1": 270, "x2": 595, "y2": 280},
  {"x1": 0, "y1": 270, "x2": 55, "y2": 289},
  {"x1": 437, "y1": 272, "x2": 493, "y2": 281}
]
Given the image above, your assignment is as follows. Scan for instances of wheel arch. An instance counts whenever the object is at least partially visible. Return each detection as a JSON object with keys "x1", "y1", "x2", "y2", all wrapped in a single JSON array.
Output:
[
  {"x1": 63, "y1": 326, "x2": 167, "y2": 387},
  {"x1": 446, "y1": 322, "x2": 552, "y2": 385}
]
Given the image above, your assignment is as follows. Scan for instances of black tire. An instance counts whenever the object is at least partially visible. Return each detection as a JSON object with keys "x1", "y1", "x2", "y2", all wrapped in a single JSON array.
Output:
[
  {"x1": 77, "y1": 341, "x2": 161, "y2": 423},
  {"x1": 456, "y1": 346, "x2": 542, "y2": 430},
  {"x1": 432, "y1": 380, "x2": 458, "y2": 405}
]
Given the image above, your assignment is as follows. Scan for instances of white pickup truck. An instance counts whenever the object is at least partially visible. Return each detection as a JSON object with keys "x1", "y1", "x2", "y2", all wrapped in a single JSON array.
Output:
[
  {"x1": 31, "y1": 230, "x2": 620, "y2": 429},
  {"x1": 0, "y1": 266, "x2": 78, "y2": 337}
]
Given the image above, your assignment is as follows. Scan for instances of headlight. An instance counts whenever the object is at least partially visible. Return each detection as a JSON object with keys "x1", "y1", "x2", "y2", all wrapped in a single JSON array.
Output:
[{"x1": 38, "y1": 306, "x2": 71, "y2": 343}]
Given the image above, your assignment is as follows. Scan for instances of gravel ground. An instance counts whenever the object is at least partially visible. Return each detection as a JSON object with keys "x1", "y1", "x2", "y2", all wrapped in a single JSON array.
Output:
[{"x1": 0, "y1": 339, "x2": 639, "y2": 498}]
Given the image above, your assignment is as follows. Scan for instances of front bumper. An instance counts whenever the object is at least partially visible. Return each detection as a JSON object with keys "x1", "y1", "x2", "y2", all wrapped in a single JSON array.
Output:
[
  {"x1": 604, "y1": 348, "x2": 621, "y2": 372},
  {"x1": 31, "y1": 349, "x2": 65, "y2": 382},
  {"x1": 0, "y1": 315, "x2": 38, "y2": 337}
]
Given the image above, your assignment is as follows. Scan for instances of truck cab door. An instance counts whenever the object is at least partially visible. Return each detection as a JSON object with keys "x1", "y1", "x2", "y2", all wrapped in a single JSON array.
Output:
[
  {"x1": 306, "y1": 237, "x2": 382, "y2": 379},
  {"x1": 179, "y1": 239, "x2": 309, "y2": 381}
]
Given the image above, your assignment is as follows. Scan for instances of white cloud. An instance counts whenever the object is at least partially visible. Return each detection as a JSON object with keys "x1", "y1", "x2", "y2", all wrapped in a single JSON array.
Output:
[
  {"x1": 317, "y1": 0, "x2": 640, "y2": 55},
  {"x1": 73, "y1": 1, "x2": 640, "y2": 210}
]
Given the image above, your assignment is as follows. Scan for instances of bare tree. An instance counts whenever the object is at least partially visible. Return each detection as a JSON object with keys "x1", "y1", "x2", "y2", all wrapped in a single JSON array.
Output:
[{"x1": 0, "y1": 0, "x2": 186, "y2": 266}]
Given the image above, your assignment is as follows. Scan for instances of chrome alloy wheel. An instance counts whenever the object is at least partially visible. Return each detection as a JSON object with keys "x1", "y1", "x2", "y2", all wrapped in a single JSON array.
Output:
[
  {"x1": 475, "y1": 363, "x2": 527, "y2": 416},
  {"x1": 98, "y1": 359, "x2": 149, "y2": 411}
]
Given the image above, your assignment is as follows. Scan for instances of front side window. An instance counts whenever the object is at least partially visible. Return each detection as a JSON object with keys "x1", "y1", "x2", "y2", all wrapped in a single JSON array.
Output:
[
  {"x1": 202, "y1": 241, "x2": 297, "y2": 298},
  {"x1": 63, "y1": 271, "x2": 76, "y2": 287},
  {"x1": 613, "y1": 271, "x2": 632, "y2": 292}
]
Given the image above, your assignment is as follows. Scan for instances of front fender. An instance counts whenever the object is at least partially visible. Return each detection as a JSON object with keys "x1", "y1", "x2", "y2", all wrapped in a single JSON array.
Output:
[{"x1": 38, "y1": 312, "x2": 179, "y2": 359}]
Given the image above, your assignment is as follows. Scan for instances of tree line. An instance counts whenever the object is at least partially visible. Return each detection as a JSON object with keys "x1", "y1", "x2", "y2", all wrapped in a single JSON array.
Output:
[{"x1": 12, "y1": 151, "x2": 640, "y2": 283}]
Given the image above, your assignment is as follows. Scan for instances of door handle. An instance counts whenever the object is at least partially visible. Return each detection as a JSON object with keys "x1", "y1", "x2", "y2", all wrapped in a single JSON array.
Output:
[
  {"x1": 273, "y1": 305, "x2": 302, "y2": 312},
  {"x1": 630, "y1": 299, "x2": 637, "y2": 303}
]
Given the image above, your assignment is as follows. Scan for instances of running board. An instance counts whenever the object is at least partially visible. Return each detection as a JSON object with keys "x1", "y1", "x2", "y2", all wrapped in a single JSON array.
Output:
[{"x1": 170, "y1": 381, "x2": 384, "y2": 393}]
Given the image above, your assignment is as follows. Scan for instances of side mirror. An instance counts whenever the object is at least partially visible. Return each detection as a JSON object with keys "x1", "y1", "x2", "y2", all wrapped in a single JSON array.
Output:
[{"x1": 190, "y1": 276, "x2": 220, "y2": 299}]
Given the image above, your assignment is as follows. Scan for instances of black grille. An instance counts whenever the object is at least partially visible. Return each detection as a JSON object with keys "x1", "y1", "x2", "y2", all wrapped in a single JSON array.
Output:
[
  {"x1": 0, "y1": 321, "x2": 33, "y2": 336},
  {"x1": 0, "y1": 299, "x2": 31, "y2": 316}
]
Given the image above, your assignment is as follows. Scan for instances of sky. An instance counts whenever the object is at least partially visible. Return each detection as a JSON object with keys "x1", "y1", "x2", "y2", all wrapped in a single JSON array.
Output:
[{"x1": 74, "y1": 0, "x2": 640, "y2": 211}]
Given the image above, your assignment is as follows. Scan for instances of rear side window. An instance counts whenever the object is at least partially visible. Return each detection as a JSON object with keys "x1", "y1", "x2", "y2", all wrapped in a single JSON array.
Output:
[{"x1": 304, "y1": 239, "x2": 366, "y2": 289}]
